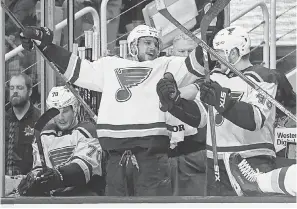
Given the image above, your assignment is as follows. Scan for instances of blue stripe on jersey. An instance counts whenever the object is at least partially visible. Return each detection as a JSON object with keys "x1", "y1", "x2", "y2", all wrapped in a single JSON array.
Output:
[
  {"x1": 97, "y1": 122, "x2": 167, "y2": 130},
  {"x1": 41, "y1": 132, "x2": 57, "y2": 137},
  {"x1": 76, "y1": 127, "x2": 91, "y2": 138},
  {"x1": 49, "y1": 146, "x2": 75, "y2": 167},
  {"x1": 206, "y1": 143, "x2": 275, "y2": 153},
  {"x1": 52, "y1": 156, "x2": 71, "y2": 166},
  {"x1": 49, "y1": 146, "x2": 75, "y2": 156},
  {"x1": 185, "y1": 47, "x2": 205, "y2": 78},
  {"x1": 69, "y1": 58, "x2": 82, "y2": 84},
  {"x1": 185, "y1": 57, "x2": 205, "y2": 78},
  {"x1": 278, "y1": 166, "x2": 291, "y2": 196},
  {"x1": 254, "y1": 106, "x2": 266, "y2": 128},
  {"x1": 244, "y1": 72, "x2": 262, "y2": 82}
]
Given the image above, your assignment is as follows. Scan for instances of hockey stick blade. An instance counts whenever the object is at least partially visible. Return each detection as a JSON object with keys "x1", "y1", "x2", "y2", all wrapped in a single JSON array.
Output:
[
  {"x1": 154, "y1": 0, "x2": 297, "y2": 122},
  {"x1": 34, "y1": 108, "x2": 59, "y2": 132},
  {"x1": 1, "y1": 1, "x2": 97, "y2": 122}
]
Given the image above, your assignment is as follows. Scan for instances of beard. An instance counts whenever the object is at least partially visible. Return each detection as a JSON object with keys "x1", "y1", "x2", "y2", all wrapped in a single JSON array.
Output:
[{"x1": 10, "y1": 93, "x2": 29, "y2": 108}]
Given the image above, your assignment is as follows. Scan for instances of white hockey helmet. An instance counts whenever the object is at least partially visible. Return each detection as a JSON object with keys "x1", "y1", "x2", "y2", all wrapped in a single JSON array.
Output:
[
  {"x1": 127, "y1": 25, "x2": 161, "y2": 57},
  {"x1": 213, "y1": 26, "x2": 251, "y2": 63},
  {"x1": 46, "y1": 86, "x2": 80, "y2": 114}
]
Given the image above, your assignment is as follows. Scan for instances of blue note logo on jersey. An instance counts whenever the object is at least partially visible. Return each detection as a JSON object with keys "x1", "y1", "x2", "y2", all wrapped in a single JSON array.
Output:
[{"x1": 115, "y1": 67, "x2": 152, "y2": 102}]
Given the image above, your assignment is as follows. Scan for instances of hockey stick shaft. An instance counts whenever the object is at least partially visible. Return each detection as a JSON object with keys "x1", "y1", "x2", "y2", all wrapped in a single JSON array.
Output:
[
  {"x1": 154, "y1": 0, "x2": 297, "y2": 123},
  {"x1": 1, "y1": 1, "x2": 98, "y2": 122},
  {"x1": 34, "y1": 130, "x2": 46, "y2": 168},
  {"x1": 201, "y1": 0, "x2": 230, "y2": 182},
  {"x1": 34, "y1": 108, "x2": 60, "y2": 168}
]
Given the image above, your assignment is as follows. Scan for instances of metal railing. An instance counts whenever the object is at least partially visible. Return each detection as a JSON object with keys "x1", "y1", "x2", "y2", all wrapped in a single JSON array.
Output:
[
  {"x1": 100, "y1": 0, "x2": 149, "y2": 56},
  {"x1": 270, "y1": 0, "x2": 276, "y2": 70},
  {"x1": 230, "y1": 1, "x2": 269, "y2": 68},
  {"x1": 4, "y1": 6, "x2": 100, "y2": 111},
  {"x1": 118, "y1": 1, "x2": 270, "y2": 68},
  {"x1": 270, "y1": 0, "x2": 296, "y2": 70},
  {"x1": 100, "y1": 0, "x2": 110, "y2": 56},
  {"x1": 5, "y1": 6, "x2": 100, "y2": 61}
]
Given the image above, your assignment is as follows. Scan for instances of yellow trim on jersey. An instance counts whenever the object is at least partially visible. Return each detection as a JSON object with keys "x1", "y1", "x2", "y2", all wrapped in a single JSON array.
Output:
[
  {"x1": 252, "y1": 105, "x2": 264, "y2": 130},
  {"x1": 244, "y1": 71, "x2": 264, "y2": 83},
  {"x1": 40, "y1": 129, "x2": 56, "y2": 135},
  {"x1": 76, "y1": 126, "x2": 93, "y2": 138},
  {"x1": 72, "y1": 158, "x2": 90, "y2": 183},
  {"x1": 189, "y1": 49, "x2": 204, "y2": 74},
  {"x1": 64, "y1": 53, "x2": 79, "y2": 82}
]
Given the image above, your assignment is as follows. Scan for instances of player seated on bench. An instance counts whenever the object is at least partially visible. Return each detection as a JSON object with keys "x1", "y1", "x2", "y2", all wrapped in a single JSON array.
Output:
[{"x1": 17, "y1": 86, "x2": 105, "y2": 196}]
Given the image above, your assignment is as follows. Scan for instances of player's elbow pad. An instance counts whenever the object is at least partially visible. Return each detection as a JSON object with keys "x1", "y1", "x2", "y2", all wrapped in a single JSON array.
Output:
[
  {"x1": 222, "y1": 101, "x2": 265, "y2": 131},
  {"x1": 169, "y1": 99, "x2": 205, "y2": 128}
]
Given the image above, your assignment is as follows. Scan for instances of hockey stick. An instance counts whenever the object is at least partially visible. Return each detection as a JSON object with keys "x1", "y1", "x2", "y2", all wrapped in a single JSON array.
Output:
[
  {"x1": 34, "y1": 108, "x2": 60, "y2": 169},
  {"x1": 1, "y1": 1, "x2": 97, "y2": 122},
  {"x1": 200, "y1": 0, "x2": 230, "y2": 183},
  {"x1": 154, "y1": 0, "x2": 297, "y2": 123}
]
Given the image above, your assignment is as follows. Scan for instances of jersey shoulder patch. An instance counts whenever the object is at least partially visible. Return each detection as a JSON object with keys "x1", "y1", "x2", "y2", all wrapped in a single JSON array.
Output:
[
  {"x1": 244, "y1": 65, "x2": 277, "y2": 84},
  {"x1": 75, "y1": 121, "x2": 97, "y2": 138}
]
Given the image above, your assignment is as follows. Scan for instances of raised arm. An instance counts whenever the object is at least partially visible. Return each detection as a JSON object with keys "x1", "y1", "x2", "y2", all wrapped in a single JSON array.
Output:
[{"x1": 20, "y1": 26, "x2": 104, "y2": 92}]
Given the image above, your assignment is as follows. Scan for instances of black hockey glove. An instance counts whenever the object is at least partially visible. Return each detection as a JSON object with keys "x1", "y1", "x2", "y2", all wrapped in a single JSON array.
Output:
[
  {"x1": 200, "y1": 80, "x2": 232, "y2": 114},
  {"x1": 17, "y1": 167, "x2": 49, "y2": 196},
  {"x1": 20, "y1": 26, "x2": 53, "y2": 51},
  {"x1": 34, "y1": 167, "x2": 64, "y2": 192},
  {"x1": 157, "y1": 72, "x2": 181, "y2": 112}
]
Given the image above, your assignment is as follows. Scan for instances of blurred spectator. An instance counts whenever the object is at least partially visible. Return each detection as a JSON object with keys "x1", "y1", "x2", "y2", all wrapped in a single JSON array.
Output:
[
  {"x1": 119, "y1": 0, "x2": 153, "y2": 33},
  {"x1": 5, "y1": 73, "x2": 40, "y2": 176},
  {"x1": 169, "y1": 34, "x2": 207, "y2": 196},
  {"x1": 5, "y1": 0, "x2": 38, "y2": 36},
  {"x1": 172, "y1": 33, "x2": 197, "y2": 57}
]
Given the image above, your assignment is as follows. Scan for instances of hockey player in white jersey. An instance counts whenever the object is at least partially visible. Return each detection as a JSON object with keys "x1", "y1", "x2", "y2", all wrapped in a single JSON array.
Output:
[
  {"x1": 17, "y1": 86, "x2": 104, "y2": 196},
  {"x1": 20, "y1": 25, "x2": 207, "y2": 196},
  {"x1": 196, "y1": 26, "x2": 296, "y2": 196},
  {"x1": 228, "y1": 153, "x2": 296, "y2": 196},
  {"x1": 179, "y1": 26, "x2": 295, "y2": 196}
]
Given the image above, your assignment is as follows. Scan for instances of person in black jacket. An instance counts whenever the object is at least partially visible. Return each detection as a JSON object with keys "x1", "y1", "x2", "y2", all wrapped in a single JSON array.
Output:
[{"x1": 5, "y1": 73, "x2": 40, "y2": 176}]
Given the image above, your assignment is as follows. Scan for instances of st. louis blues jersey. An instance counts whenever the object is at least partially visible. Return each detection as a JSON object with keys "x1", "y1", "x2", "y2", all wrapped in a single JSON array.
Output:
[
  {"x1": 32, "y1": 122, "x2": 102, "y2": 190},
  {"x1": 63, "y1": 48, "x2": 205, "y2": 141},
  {"x1": 206, "y1": 66, "x2": 277, "y2": 159},
  {"x1": 167, "y1": 92, "x2": 207, "y2": 147}
]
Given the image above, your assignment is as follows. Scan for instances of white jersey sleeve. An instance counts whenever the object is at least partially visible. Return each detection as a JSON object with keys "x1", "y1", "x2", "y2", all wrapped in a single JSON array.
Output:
[
  {"x1": 166, "y1": 46, "x2": 206, "y2": 87},
  {"x1": 62, "y1": 54, "x2": 110, "y2": 92},
  {"x1": 70, "y1": 137, "x2": 102, "y2": 184}
]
